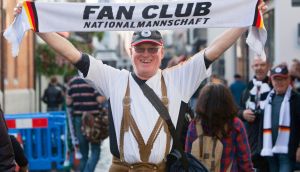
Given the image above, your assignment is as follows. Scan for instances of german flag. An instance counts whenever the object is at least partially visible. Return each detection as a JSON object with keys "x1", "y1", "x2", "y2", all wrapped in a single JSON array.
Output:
[
  {"x1": 23, "y1": 1, "x2": 39, "y2": 32},
  {"x1": 253, "y1": 0, "x2": 265, "y2": 29}
]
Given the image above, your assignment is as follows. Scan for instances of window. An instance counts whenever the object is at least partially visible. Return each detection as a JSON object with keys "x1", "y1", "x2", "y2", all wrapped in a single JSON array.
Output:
[{"x1": 292, "y1": 0, "x2": 300, "y2": 6}]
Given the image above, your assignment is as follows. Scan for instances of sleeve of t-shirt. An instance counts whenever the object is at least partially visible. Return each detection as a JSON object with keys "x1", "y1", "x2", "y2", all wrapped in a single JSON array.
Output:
[
  {"x1": 163, "y1": 51, "x2": 210, "y2": 102},
  {"x1": 76, "y1": 53, "x2": 122, "y2": 98},
  {"x1": 204, "y1": 57, "x2": 213, "y2": 69},
  {"x1": 74, "y1": 53, "x2": 90, "y2": 77}
]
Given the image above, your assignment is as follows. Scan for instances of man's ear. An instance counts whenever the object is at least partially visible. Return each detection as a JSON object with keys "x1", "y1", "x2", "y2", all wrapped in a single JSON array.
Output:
[
  {"x1": 129, "y1": 47, "x2": 133, "y2": 57},
  {"x1": 267, "y1": 63, "x2": 271, "y2": 70},
  {"x1": 160, "y1": 47, "x2": 165, "y2": 60}
]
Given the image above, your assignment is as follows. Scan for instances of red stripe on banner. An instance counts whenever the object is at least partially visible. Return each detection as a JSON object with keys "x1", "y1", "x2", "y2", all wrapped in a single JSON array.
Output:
[
  {"x1": 6, "y1": 120, "x2": 16, "y2": 128},
  {"x1": 32, "y1": 118, "x2": 48, "y2": 128},
  {"x1": 256, "y1": 11, "x2": 262, "y2": 28},
  {"x1": 25, "y1": 1, "x2": 37, "y2": 31}
]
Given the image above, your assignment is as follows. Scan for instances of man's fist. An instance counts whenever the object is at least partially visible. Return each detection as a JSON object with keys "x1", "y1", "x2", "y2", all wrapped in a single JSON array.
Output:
[{"x1": 243, "y1": 109, "x2": 256, "y2": 123}]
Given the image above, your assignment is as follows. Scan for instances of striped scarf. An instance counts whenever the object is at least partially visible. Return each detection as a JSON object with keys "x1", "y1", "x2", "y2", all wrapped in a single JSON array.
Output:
[
  {"x1": 4, "y1": 0, "x2": 266, "y2": 57},
  {"x1": 246, "y1": 77, "x2": 271, "y2": 111},
  {"x1": 261, "y1": 86, "x2": 292, "y2": 156}
]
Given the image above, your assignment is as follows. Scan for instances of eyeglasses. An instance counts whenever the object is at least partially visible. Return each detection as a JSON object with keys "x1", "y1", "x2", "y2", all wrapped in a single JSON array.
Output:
[
  {"x1": 272, "y1": 77, "x2": 288, "y2": 81},
  {"x1": 133, "y1": 47, "x2": 160, "y2": 54}
]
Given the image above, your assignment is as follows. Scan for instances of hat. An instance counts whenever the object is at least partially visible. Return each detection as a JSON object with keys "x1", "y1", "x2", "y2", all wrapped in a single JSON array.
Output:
[
  {"x1": 270, "y1": 65, "x2": 289, "y2": 78},
  {"x1": 131, "y1": 30, "x2": 163, "y2": 46}
]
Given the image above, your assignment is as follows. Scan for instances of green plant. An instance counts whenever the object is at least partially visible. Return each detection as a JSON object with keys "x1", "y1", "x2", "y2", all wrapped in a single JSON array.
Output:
[
  {"x1": 35, "y1": 44, "x2": 76, "y2": 77},
  {"x1": 35, "y1": 32, "x2": 104, "y2": 77}
]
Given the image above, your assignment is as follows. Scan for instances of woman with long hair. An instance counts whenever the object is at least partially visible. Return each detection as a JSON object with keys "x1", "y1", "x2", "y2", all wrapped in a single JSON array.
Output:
[{"x1": 185, "y1": 83, "x2": 254, "y2": 172}]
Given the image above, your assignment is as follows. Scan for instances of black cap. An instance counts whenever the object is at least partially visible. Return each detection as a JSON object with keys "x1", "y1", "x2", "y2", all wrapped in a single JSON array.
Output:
[
  {"x1": 270, "y1": 65, "x2": 289, "y2": 78},
  {"x1": 131, "y1": 30, "x2": 163, "y2": 46}
]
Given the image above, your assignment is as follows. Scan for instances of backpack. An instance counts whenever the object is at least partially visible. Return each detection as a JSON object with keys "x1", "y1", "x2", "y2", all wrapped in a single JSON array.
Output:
[
  {"x1": 191, "y1": 122, "x2": 232, "y2": 172},
  {"x1": 81, "y1": 108, "x2": 109, "y2": 144}
]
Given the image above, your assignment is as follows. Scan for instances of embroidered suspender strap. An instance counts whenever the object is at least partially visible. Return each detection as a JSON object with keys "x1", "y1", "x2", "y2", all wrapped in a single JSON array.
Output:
[
  {"x1": 137, "y1": 74, "x2": 189, "y2": 171},
  {"x1": 120, "y1": 76, "x2": 171, "y2": 163},
  {"x1": 163, "y1": 120, "x2": 171, "y2": 159},
  {"x1": 132, "y1": 117, "x2": 164, "y2": 162},
  {"x1": 161, "y1": 76, "x2": 171, "y2": 159},
  {"x1": 120, "y1": 80, "x2": 130, "y2": 162},
  {"x1": 127, "y1": 112, "x2": 165, "y2": 162}
]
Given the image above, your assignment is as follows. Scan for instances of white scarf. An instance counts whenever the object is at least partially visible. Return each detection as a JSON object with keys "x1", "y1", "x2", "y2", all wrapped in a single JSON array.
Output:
[
  {"x1": 4, "y1": 0, "x2": 266, "y2": 57},
  {"x1": 261, "y1": 86, "x2": 292, "y2": 156}
]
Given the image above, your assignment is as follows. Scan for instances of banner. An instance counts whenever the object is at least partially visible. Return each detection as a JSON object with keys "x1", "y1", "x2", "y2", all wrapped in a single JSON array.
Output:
[{"x1": 4, "y1": 0, "x2": 266, "y2": 57}]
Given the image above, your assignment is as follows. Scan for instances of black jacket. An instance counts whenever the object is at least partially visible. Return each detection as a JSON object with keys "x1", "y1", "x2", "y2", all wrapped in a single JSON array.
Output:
[
  {"x1": 0, "y1": 108, "x2": 16, "y2": 172},
  {"x1": 288, "y1": 90, "x2": 300, "y2": 161},
  {"x1": 238, "y1": 77, "x2": 271, "y2": 156},
  {"x1": 42, "y1": 84, "x2": 63, "y2": 108}
]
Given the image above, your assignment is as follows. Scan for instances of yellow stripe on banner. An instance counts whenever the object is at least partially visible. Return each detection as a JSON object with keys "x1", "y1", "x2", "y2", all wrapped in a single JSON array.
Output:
[
  {"x1": 23, "y1": 3, "x2": 34, "y2": 30},
  {"x1": 260, "y1": 19, "x2": 264, "y2": 28}
]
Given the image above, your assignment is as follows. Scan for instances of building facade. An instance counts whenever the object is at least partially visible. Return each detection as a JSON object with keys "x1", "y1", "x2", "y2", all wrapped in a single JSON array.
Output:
[{"x1": 0, "y1": 0, "x2": 35, "y2": 113}]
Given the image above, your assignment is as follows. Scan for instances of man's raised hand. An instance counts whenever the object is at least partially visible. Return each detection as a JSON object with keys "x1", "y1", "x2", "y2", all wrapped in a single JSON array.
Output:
[{"x1": 13, "y1": 3, "x2": 23, "y2": 17}]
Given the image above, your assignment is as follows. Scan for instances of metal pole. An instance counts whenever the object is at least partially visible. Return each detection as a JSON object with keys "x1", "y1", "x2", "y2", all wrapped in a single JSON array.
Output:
[{"x1": 0, "y1": 0, "x2": 5, "y2": 110}]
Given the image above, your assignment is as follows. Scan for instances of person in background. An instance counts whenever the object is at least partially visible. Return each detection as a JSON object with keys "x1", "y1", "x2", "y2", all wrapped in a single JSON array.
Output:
[
  {"x1": 185, "y1": 83, "x2": 254, "y2": 172},
  {"x1": 230, "y1": 74, "x2": 246, "y2": 107},
  {"x1": 67, "y1": 76, "x2": 106, "y2": 172},
  {"x1": 42, "y1": 76, "x2": 64, "y2": 111},
  {"x1": 0, "y1": 107, "x2": 16, "y2": 172},
  {"x1": 290, "y1": 59, "x2": 300, "y2": 92},
  {"x1": 260, "y1": 64, "x2": 300, "y2": 172},
  {"x1": 239, "y1": 57, "x2": 271, "y2": 172}
]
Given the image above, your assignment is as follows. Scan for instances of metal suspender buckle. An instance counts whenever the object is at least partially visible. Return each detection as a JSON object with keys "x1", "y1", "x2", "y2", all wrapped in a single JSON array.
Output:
[{"x1": 123, "y1": 96, "x2": 131, "y2": 106}]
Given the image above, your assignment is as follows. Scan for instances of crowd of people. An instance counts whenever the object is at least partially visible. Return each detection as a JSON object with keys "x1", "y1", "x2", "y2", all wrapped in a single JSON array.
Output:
[{"x1": 1, "y1": 1, "x2": 299, "y2": 172}]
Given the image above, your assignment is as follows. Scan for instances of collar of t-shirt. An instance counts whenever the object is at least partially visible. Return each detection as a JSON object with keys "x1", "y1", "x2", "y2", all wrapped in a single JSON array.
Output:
[{"x1": 131, "y1": 73, "x2": 146, "y2": 86}]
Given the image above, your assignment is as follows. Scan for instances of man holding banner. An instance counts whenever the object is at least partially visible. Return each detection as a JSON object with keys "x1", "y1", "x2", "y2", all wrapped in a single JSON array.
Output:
[{"x1": 11, "y1": 0, "x2": 267, "y2": 171}]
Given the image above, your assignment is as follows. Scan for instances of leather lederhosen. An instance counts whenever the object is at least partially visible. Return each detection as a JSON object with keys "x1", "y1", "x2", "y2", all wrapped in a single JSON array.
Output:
[{"x1": 109, "y1": 76, "x2": 171, "y2": 172}]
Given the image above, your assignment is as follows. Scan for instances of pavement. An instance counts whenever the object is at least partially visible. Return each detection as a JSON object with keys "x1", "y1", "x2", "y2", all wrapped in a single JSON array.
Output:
[{"x1": 95, "y1": 138, "x2": 112, "y2": 172}]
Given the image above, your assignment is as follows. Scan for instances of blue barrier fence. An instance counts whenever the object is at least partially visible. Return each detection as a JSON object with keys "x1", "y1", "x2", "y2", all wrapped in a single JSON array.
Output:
[{"x1": 5, "y1": 111, "x2": 66, "y2": 171}]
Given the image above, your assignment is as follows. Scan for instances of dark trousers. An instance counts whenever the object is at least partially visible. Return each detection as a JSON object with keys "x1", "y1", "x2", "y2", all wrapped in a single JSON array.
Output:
[{"x1": 253, "y1": 154, "x2": 269, "y2": 172}]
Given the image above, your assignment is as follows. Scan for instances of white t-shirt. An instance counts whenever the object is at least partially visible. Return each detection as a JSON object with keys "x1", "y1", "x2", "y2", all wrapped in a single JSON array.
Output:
[{"x1": 81, "y1": 51, "x2": 208, "y2": 164}]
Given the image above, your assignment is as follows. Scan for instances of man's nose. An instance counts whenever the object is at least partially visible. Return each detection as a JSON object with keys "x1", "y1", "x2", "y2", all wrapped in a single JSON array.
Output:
[{"x1": 142, "y1": 49, "x2": 152, "y2": 55}]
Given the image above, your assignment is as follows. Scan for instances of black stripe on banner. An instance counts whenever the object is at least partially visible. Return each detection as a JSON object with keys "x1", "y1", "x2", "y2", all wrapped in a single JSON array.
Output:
[
  {"x1": 31, "y1": 2, "x2": 39, "y2": 32},
  {"x1": 252, "y1": 0, "x2": 259, "y2": 26}
]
